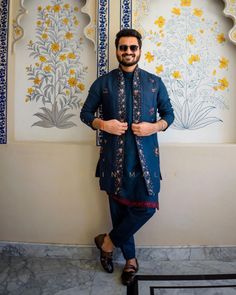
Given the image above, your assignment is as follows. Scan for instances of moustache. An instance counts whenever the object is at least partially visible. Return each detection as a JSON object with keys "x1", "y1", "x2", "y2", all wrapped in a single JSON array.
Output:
[{"x1": 122, "y1": 54, "x2": 135, "y2": 57}]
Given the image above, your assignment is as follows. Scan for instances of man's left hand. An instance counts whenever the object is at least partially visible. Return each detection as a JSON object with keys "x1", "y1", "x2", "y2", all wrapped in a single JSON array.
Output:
[{"x1": 131, "y1": 122, "x2": 157, "y2": 136}]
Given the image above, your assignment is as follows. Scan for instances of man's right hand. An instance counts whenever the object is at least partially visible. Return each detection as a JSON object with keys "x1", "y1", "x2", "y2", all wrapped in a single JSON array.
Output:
[
  {"x1": 92, "y1": 118, "x2": 128, "y2": 135},
  {"x1": 102, "y1": 119, "x2": 128, "y2": 135}
]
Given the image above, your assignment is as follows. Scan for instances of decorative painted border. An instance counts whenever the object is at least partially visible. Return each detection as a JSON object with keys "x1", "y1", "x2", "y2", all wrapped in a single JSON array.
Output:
[
  {"x1": 81, "y1": 0, "x2": 96, "y2": 50},
  {"x1": 222, "y1": 0, "x2": 236, "y2": 44},
  {"x1": 11, "y1": 0, "x2": 27, "y2": 53},
  {"x1": 120, "y1": 0, "x2": 132, "y2": 29},
  {"x1": 0, "y1": 0, "x2": 9, "y2": 144},
  {"x1": 96, "y1": 0, "x2": 110, "y2": 145}
]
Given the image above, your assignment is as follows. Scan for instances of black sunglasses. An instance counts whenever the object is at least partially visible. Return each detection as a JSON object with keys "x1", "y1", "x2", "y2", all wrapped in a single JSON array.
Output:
[{"x1": 118, "y1": 45, "x2": 139, "y2": 52}]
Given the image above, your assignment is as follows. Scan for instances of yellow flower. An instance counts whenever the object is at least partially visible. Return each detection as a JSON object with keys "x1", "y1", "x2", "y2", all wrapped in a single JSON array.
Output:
[
  {"x1": 51, "y1": 43, "x2": 60, "y2": 52},
  {"x1": 74, "y1": 7, "x2": 79, "y2": 12},
  {"x1": 74, "y1": 19, "x2": 79, "y2": 26},
  {"x1": 38, "y1": 6, "x2": 42, "y2": 11},
  {"x1": 145, "y1": 52, "x2": 154, "y2": 63},
  {"x1": 155, "y1": 65, "x2": 164, "y2": 74},
  {"x1": 66, "y1": 90, "x2": 70, "y2": 95},
  {"x1": 212, "y1": 69, "x2": 216, "y2": 76},
  {"x1": 27, "y1": 88, "x2": 34, "y2": 94},
  {"x1": 68, "y1": 77, "x2": 78, "y2": 87},
  {"x1": 53, "y1": 5, "x2": 61, "y2": 13},
  {"x1": 70, "y1": 69, "x2": 75, "y2": 75},
  {"x1": 193, "y1": 8, "x2": 203, "y2": 17},
  {"x1": 63, "y1": 18, "x2": 69, "y2": 25},
  {"x1": 45, "y1": 19, "x2": 51, "y2": 26},
  {"x1": 65, "y1": 32, "x2": 73, "y2": 40},
  {"x1": 37, "y1": 21, "x2": 42, "y2": 26},
  {"x1": 180, "y1": 0, "x2": 191, "y2": 7},
  {"x1": 35, "y1": 63, "x2": 40, "y2": 67},
  {"x1": 218, "y1": 77, "x2": 229, "y2": 90},
  {"x1": 46, "y1": 5, "x2": 51, "y2": 11},
  {"x1": 42, "y1": 33, "x2": 48, "y2": 40},
  {"x1": 34, "y1": 77, "x2": 41, "y2": 85},
  {"x1": 44, "y1": 65, "x2": 52, "y2": 72},
  {"x1": 186, "y1": 34, "x2": 196, "y2": 44},
  {"x1": 219, "y1": 57, "x2": 229, "y2": 69},
  {"x1": 29, "y1": 40, "x2": 33, "y2": 46},
  {"x1": 213, "y1": 86, "x2": 218, "y2": 91},
  {"x1": 217, "y1": 33, "x2": 226, "y2": 43},
  {"x1": 188, "y1": 54, "x2": 200, "y2": 64},
  {"x1": 64, "y1": 4, "x2": 70, "y2": 9},
  {"x1": 172, "y1": 8, "x2": 181, "y2": 15},
  {"x1": 14, "y1": 27, "x2": 22, "y2": 36},
  {"x1": 39, "y1": 56, "x2": 47, "y2": 62},
  {"x1": 172, "y1": 71, "x2": 182, "y2": 79},
  {"x1": 200, "y1": 29, "x2": 204, "y2": 34},
  {"x1": 154, "y1": 16, "x2": 166, "y2": 28},
  {"x1": 156, "y1": 42, "x2": 162, "y2": 47},
  {"x1": 59, "y1": 54, "x2": 67, "y2": 61},
  {"x1": 67, "y1": 52, "x2": 76, "y2": 59},
  {"x1": 77, "y1": 83, "x2": 85, "y2": 91}
]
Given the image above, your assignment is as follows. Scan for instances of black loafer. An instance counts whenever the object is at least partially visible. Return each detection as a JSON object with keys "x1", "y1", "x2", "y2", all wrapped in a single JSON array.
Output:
[
  {"x1": 94, "y1": 234, "x2": 113, "y2": 273},
  {"x1": 121, "y1": 258, "x2": 139, "y2": 286}
]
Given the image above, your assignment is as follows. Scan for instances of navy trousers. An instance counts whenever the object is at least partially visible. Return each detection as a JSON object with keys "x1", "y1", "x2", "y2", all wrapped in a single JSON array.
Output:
[{"x1": 108, "y1": 196, "x2": 156, "y2": 260}]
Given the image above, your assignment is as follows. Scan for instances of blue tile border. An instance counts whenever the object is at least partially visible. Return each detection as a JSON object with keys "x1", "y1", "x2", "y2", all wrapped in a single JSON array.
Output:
[
  {"x1": 0, "y1": 0, "x2": 9, "y2": 144},
  {"x1": 120, "y1": 0, "x2": 132, "y2": 29},
  {"x1": 96, "y1": 0, "x2": 110, "y2": 146},
  {"x1": 97, "y1": 0, "x2": 109, "y2": 77}
]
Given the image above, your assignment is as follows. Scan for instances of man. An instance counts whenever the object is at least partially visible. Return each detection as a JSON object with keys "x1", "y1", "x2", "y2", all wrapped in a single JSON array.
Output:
[{"x1": 80, "y1": 29, "x2": 174, "y2": 286}]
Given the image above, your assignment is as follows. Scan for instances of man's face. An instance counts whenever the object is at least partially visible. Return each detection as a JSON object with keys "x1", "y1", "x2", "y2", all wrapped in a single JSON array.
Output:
[{"x1": 116, "y1": 36, "x2": 141, "y2": 67}]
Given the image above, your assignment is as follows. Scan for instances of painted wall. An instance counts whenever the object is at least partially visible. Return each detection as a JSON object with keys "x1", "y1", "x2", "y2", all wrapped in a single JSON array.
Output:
[{"x1": 0, "y1": 0, "x2": 236, "y2": 246}]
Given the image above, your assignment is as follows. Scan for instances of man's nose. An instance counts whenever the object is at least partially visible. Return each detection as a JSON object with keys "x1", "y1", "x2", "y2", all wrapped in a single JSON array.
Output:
[{"x1": 126, "y1": 47, "x2": 133, "y2": 54}]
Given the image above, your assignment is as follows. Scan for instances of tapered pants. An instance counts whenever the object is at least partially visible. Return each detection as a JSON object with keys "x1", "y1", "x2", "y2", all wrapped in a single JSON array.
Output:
[{"x1": 108, "y1": 195, "x2": 156, "y2": 260}]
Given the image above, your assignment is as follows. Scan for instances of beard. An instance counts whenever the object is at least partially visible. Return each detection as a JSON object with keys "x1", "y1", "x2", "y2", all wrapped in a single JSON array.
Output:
[{"x1": 116, "y1": 52, "x2": 141, "y2": 67}]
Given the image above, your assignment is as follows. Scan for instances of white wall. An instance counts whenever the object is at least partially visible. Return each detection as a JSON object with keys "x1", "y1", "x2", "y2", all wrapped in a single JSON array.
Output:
[{"x1": 1, "y1": 0, "x2": 236, "y2": 246}]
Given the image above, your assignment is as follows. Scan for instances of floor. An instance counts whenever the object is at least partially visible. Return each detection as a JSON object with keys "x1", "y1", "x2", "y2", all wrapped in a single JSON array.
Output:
[{"x1": 1, "y1": 244, "x2": 236, "y2": 294}]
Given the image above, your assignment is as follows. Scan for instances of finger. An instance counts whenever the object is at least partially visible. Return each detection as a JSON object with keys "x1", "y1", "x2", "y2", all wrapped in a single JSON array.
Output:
[{"x1": 121, "y1": 123, "x2": 128, "y2": 128}]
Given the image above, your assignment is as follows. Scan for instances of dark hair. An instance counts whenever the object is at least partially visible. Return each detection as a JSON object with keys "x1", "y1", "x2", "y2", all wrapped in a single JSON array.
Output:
[{"x1": 115, "y1": 29, "x2": 142, "y2": 49}]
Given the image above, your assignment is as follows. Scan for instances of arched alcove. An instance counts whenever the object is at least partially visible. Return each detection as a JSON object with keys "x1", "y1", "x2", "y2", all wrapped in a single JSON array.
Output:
[{"x1": 134, "y1": 0, "x2": 236, "y2": 143}]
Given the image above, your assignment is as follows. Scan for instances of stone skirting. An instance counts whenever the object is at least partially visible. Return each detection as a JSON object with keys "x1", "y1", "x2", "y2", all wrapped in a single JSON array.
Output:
[{"x1": 1, "y1": 241, "x2": 236, "y2": 262}]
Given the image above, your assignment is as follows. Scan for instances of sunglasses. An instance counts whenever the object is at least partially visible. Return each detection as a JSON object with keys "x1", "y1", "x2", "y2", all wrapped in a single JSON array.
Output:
[{"x1": 118, "y1": 45, "x2": 139, "y2": 52}]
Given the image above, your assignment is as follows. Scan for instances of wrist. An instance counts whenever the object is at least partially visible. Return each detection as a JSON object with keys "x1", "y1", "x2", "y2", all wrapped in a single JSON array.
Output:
[
  {"x1": 100, "y1": 120, "x2": 105, "y2": 131},
  {"x1": 92, "y1": 118, "x2": 105, "y2": 130},
  {"x1": 156, "y1": 120, "x2": 166, "y2": 132}
]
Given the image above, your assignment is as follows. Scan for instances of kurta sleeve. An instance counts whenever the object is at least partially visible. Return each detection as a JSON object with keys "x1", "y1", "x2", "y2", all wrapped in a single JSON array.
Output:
[
  {"x1": 157, "y1": 78, "x2": 175, "y2": 130},
  {"x1": 80, "y1": 80, "x2": 102, "y2": 130}
]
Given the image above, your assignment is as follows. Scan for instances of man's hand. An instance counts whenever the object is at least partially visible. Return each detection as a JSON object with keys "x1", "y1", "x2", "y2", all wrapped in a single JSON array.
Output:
[
  {"x1": 102, "y1": 119, "x2": 128, "y2": 135},
  {"x1": 131, "y1": 122, "x2": 156, "y2": 136},
  {"x1": 132, "y1": 120, "x2": 167, "y2": 136}
]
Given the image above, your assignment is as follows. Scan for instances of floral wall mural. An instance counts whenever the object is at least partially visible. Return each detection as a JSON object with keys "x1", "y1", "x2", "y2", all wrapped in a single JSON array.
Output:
[
  {"x1": 138, "y1": 0, "x2": 236, "y2": 143},
  {"x1": 25, "y1": 1, "x2": 87, "y2": 129},
  {"x1": 9, "y1": 0, "x2": 236, "y2": 143},
  {"x1": 14, "y1": 0, "x2": 95, "y2": 141}
]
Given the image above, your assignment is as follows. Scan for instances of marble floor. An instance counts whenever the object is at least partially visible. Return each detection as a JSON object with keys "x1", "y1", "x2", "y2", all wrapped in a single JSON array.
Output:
[{"x1": 1, "y1": 244, "x2": 236, "y2": 295}]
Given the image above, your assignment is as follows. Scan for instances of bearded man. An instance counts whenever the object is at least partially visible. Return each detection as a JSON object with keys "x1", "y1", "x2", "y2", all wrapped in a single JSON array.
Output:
[{"x1": 80, "y1": 29, "x2": 174, "y2": 286}]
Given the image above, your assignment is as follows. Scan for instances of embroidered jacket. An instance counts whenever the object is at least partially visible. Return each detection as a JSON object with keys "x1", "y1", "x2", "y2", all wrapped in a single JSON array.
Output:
[{"x1": 80, "y1": 67, "x2": 174, "y2": 199}]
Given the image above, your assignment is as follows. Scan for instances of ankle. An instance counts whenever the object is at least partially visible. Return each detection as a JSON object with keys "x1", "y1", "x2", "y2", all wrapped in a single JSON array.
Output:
[
  {"x1": 126, "y1": 258, "x2": 137, "y2": 266},
  {"x1": 102, "y1": 234, "x2": 114, "y2": 252}
]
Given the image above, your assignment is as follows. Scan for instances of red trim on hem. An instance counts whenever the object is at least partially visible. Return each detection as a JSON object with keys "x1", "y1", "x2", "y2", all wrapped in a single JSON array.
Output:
[{"x1": 111, "y1": 194, "x2": 159, "y2": 210}]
